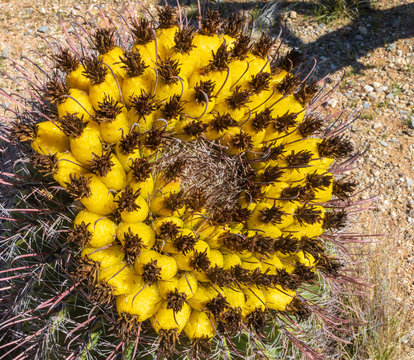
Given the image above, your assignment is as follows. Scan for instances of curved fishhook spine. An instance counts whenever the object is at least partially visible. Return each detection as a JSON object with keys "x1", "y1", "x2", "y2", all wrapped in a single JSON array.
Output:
[
  {"x1": 103, "y1": 63, "x2": 124, "y2": 105},
  {"x1": 61, "y1": 95, "x2": 94, "y2": 119},
  {"x1": 66, "y1": 19, "x2": 92, "y2": 58},
  {"x1": 229, "y1": 61, "x2": 250, "y2": 91},
  {"x1": 94, "y1": 5, "x2": 110, "y2": 28},
  {"x1": 196, "y1": 90, "x2": 210, "y2": 119},
  {"x1": 58, "y1": 14, "x2": 81, "y2": 57},
  {"x1": 215, "y1": 64, "x2": 230, "y2": 97},
  {"x1": 20, "y1": 55, "x2": 48, "y2": 77}
]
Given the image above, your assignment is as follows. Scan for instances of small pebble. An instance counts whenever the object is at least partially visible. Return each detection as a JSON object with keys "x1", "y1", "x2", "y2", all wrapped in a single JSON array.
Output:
[
  {"x1": 289, "y1": 10, "x2": 297, "y2": 19},
  {"x1": 363, "y1": 101, "x2": 371, "y2": 110},
  {"x1": 409, "y1": 116, "x2": 414, "y2": 129},
  {"x1": 364, "y1": 85, "x2": 374, "y2": 92},
  {"x1": 407, "y1": 179, "x2": 413, "y2": 187},
  {"x1": 358, "y1": 26, "x2": 368, "y2": 36},
  {"x1": 37, "y1": 25, "x2": 49, "y2": 33},
  {"x1": 380, "y1": 140, "x2": 387, "y2": 147},
  {"x1": 0, "y1": 49, "x2": 9, "y2": 58},
  {"x1": 386, "y1": 43, "x2": 396, "y2": 51},
  {"x1": 328, "y1": 98, "x2": 338, "y2": 108}
]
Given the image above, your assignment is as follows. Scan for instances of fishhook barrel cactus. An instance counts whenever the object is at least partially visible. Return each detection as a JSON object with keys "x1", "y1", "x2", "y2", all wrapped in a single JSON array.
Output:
[{"x1": 0, "y1": 4, "x2": 369, "y2": 360}]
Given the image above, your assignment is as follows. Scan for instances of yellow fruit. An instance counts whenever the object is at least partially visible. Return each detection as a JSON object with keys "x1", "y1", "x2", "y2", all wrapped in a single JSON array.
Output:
[
  {"x1": 187, "y1": 284, "x2": 217, "y2": 312},
  {"x1": 115, "y1": 186, "x2": 149, "y2": 223},
  {"x1": 128, "y1": 172, "x2": 154, "y2": 200},
  {"x1": 53, "y1": 152, "x2": 87, "y2": 187},
  {"x1": 57, "y1": 88, "x2": 95, "y2": 121},
  {"x1": 193, "y1": 248, "x2": 223, "y2": 282},
  {"x1": 134, "y1": 250, "x2": 178, "y2": 281},
  {"x1": 242, "y1": 286, "x2": 266, "y2": 316},
  {"x1": 99, "y1": 46, "x2": 126, "y2": 80},
  {"x1": 66, "y1": 64, "x2": 91, "y2": 92},
  {"x1": 263, "y1": 285, "x2": 295, "y2": 311},
  {"x1": 81, "y1": 245, "x2": 125, "y2": 268},
  {"x1": 156, "y1": 25, "x2": 179, "y2": 57},
  {"x1": 158, "y1": 228, "x2": 197, "y2": 255},
  {"x1": 222, "y1": 287, "x2": 245, "y2": 309},
  {"x1": 151, "y1": 302, "x2": 191, "y2": 333},
  {"x1": 74, "y1": 209, "x2": 117, "y2": 247},
  {"x1": 150, "y1": 179, "x2": 185, "y2": 217},
  {"x1": 222, "y1": 253, "x2": 242, "y2": 270},
  {"x1": 96, "y1": 105, "x2": 129, "y2": 145},
  {"x1": 121, "y1": 69, "x2": 154, "y2": 107},
  {"x1": 174, "y1": 240, "x2": 210, "y2": 272},
  {"x1": 97, "y1": 261, "x2": 137, "y2": 295},
  {"x1": 249, "y1": 202, "x2": 295, "y2": 231},
  {"x1": 116, "y1": 281, "x2": 162, "y2": 321},
  {"x1": 117, "y1": 222, "x2": 156, "y2": 250},
  {"x1": 68, "y1": 173, "x2": 115, "y2": 215},
  {"x1": 246, "y1": 206, "x2": 283, "y2": 238},
  {"x1": 31, "y1": 121, "x2": 69, "y2": 155},
  {"x1": 69, "y1": 121, "x2": 102, "y2": 166},
  {"x1": 261, "y1": 254, "x2": 284, "y2": 275},
  {"x1": 158, "y1": 273, "x2": 198, "y2": 300},
  {"x1": 115, "y1": 134, "x2": 142, "y2": 172},
  {"x1": 85, "y1": 57, "x2": 121, "y2": 109},
  {"x1": 241, "y1": 256, "x2": 262, "y2": 273},
  {"x1": 184, "y1": 310, "x2": 216, "y2": 340},
  {"x1": 152, "y1": 216, "x2": 184, "y2": 238},
  {"x1": 90, "y1": 152, "x2": 126, "y2": 191}
]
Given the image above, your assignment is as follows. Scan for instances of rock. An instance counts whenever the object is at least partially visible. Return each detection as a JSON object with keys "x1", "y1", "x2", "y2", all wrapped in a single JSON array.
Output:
[
  {"x1": 386, "y1": 93, "x2": 394, "y2": 100},
  {"x1": 363, "y1": 101, "x2": 371, "y2": 110},
  {"x1": 407, "y1": 179, "x2": 413, "y2": 187},
  {"x1": 37, "y1": 25, "x2": 49, "y2": 33},
  {"x1": 358, "y1": 26, "x2": 368, "y2": 36},
  {"x1": 355, "y1": 34, "x2": 363, "y2": 41},
  {"x1": 409, "y1": 116, "x2": 414, "y2": 129},
  {"x1": 386, "y1": 43, "x2": 396, "y2": 51},
  {"x1": 343, "y1": 26, "x2": 352, "y2": 35},
  {"x1": 328, "y1": 98, "x2": 338, "y2": 108},
  {"x1": 345, "y1": 90, "x2": 354, "y2": 98},
  {"x1": 368, "y1": 92, "x2": 377, "y2": 100},
  {"x1": 372, "y1": 82, "x2": 382, "y2": 89},
  {"x1": 0, "y1": 48, "x2": 9, "y2": 58},
  {"x1": 40, "y1": 7, "x2": 46, "y2": 14},
  {"x1": 289, "y1": 10, "x2": 297, "y2": 19},
  {"x1": 364, "y1": 85, "x2": 374, "y2": 92},
  {"x1": 380, "y1": 140, "x2": 387, "y2": 147},
  {"x1": 373, "y1": 122, "x2": 382, "y2": 129}
]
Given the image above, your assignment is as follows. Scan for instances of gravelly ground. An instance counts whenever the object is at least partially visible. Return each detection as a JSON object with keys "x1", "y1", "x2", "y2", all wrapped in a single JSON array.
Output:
[{"x1": 0, "y1": 0, "x2": 413, "y2": 357}]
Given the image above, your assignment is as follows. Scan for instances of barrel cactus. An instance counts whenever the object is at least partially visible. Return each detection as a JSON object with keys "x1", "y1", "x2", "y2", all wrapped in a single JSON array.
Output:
[{"x1": 0, "y1": 5, "x2": 364, "y2": 360}]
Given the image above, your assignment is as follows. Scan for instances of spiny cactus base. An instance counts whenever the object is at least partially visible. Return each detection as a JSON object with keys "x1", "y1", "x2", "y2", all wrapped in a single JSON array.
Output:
[{"x1": 0, "y1": 4, "x2": 369, "y2": 360}]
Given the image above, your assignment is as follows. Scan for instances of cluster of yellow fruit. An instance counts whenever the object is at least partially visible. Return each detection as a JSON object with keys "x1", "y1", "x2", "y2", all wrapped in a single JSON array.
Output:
[{"x1": 16, "y1": 7, "x2": 354, "y2": 355}]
